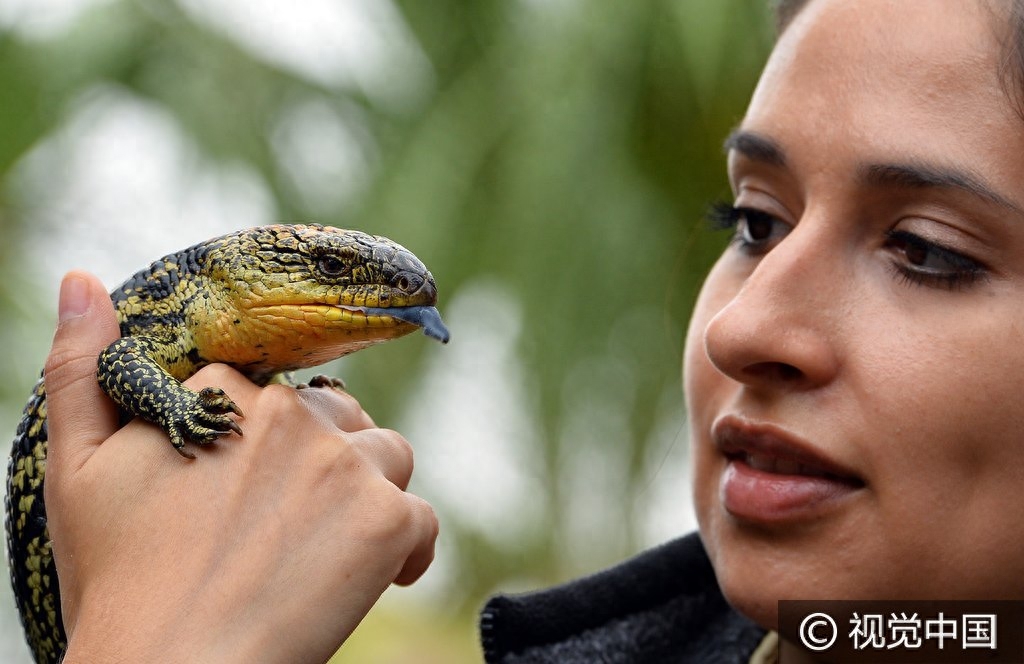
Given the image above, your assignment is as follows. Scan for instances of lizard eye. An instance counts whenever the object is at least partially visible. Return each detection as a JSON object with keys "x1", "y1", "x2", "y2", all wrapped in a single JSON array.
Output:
[{"x1": 317, "y1": 255, "x2": 347, "y2": 277}]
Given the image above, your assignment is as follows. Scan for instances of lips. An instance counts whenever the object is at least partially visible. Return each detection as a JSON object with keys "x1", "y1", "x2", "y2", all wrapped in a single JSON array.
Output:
[{"x1": 713, "y1": 415, "x2": 864, "y2": 524}]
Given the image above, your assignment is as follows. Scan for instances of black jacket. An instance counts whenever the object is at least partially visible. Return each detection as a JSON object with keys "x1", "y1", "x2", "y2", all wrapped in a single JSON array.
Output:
[{"x1": 479, "y1": 532, "x2": 765, "y2": 663}]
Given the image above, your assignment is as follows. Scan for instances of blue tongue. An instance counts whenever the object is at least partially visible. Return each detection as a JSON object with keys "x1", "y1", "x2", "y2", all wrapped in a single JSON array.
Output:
[{"x1": 363, "y1": 305, "x2": 450, "y2": 344}]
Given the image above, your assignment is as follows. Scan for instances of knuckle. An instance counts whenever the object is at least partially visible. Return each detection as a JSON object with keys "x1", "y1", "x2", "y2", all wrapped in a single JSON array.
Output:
[
  {"x1": 362, "y1": 482, "x2": 418, "y2": 540},
  {"x1": 381, "y1": 428, "x2": 415, "y2": 471},
  {"x1": 314, "y1": 389, "x2": 375, "y2": 430},
  {"x1": 337, "y1": 392, "x2": 370, "y2": 421},
  {"x1": 43, "y1": 349, "x2": 100, "y2": 393},
  {"x1": 327, "y1": 388, "x2": 360, "y2": 410},
  {"x1": 369, "y1": 483, "x2": 437, "y2": 538},
  {"x1": 407, "y1": 494, "x2": 440, "y2": 540},
  {"x1": 344, "y1": 427, "x2": 415, "y2": 484},
  {"x1": 257, "y1": 383, "x2": 306, "y2": 418},
  {"x1": 186, "y1": 363, "x2": 240, "y2": 388}
]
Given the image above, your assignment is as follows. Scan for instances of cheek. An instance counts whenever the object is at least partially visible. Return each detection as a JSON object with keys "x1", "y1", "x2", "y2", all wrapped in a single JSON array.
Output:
[
  {"x1": 682, "y1": 262, "x2": 735, "y2": 522},
  {"x1": 682, "y1": 301, "x2": 713, "y2": 418},
  {"x1": 863, "y1": 312, "x2": 1024, "y2": 471},
  {"x1": 863, "y1": 318, "x2": 1024, "y2": 531},
  {"x1": 842, "y1": 317, "x2": 1024, "y2": 597},
  {"x1": 682, "y1": 260, "x2": 735, "y2": 412}
]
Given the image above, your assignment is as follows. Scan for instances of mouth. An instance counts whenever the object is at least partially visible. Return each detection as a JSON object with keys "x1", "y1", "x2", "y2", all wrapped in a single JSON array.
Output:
[
  {"x1": 713, "y1": 415, "x2": 864, "y2": 525},
  {"x1": 337, "y1": 304, "x2": 450, "y2": 344}
]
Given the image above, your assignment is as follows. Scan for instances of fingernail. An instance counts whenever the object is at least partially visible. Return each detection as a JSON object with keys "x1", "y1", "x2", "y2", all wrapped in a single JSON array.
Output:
[{"x1": 58, "y1": 273, "x2": 91, "y2": 322}]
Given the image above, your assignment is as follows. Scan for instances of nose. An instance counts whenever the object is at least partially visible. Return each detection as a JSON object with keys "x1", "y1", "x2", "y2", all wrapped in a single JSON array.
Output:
[{"x1": 702, "y1": 226, "x2": 841, "y2": 392}]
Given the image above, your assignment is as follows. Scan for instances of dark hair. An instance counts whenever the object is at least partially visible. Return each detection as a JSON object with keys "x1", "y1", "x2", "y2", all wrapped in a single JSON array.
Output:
[
  {"x1": 771, "y1": 0, "x2": 808, "y2": 34},
  {"x1": 771, "y1": 0, "x2": 1024, "y2": 120}
]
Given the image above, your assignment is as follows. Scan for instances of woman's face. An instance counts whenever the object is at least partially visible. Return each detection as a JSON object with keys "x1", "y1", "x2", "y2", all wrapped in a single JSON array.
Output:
[{"x1": 685, "y1": 0, "x2": 1024, "y2": 628}]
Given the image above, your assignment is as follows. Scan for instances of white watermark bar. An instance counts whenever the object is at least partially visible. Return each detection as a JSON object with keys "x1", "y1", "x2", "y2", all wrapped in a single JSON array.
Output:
[{"x1": 778, "y1": 601, "x2": 1024, "y2": 663}]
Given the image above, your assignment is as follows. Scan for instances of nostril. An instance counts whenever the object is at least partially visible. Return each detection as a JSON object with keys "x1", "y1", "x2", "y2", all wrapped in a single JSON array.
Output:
[
  {"x1": 777, "y1": 363, "x2": 803, "y2": 381},
  {"x1": 391, "y1": 271, "x2": 424, "y2": 294},
  {"x1": 744, "y1": 362, "x2": 804, "y2": 383}
]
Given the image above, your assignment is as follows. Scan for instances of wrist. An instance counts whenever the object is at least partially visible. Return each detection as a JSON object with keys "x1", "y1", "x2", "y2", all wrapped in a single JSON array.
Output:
[
  {"x1": 61, "y1": 600, "x2": 310, "y2": 664},
  {"x1": 61, "y1": 603, "x2": 230, "y2": 664}
]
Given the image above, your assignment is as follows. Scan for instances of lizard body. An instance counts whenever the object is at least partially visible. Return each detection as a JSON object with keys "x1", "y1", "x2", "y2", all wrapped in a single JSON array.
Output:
[{"x1": 5, "y1": 224, "x2": 449, "y2": 663}]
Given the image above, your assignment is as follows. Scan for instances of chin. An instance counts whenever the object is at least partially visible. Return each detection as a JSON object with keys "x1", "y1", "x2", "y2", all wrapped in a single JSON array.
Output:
[
  {"x1": 720, "y1": 582, "x2": 782, "y2": 630},
  {"x1": 699, "y1": 513, "x2": 871, "y2": 632},
  {"x1": 700, "y1": 526, "x2": 787, "y2": 630}
]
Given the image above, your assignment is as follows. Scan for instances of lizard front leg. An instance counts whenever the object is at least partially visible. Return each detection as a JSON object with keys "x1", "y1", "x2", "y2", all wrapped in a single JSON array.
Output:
[{"x1": 98, "y1": 336, "x2": 242, "y2": 458}]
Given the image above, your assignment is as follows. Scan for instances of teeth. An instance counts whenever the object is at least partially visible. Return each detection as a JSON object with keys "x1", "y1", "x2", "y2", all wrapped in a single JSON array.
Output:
[
  {"x1": 774, "y1": 458, "x2": 801, "y2": 475},
  {"x1": 746, "y1": 453, "x2": 777, "y2": 473},
  {"x1": 743, "y1": 453, "x2": 826, "y2": 477}
]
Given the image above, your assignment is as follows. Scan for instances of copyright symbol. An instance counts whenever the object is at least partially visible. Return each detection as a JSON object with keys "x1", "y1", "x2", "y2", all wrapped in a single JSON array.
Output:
[{"x1": 799, "y1": 612, "x2": 837, "y2": 651}]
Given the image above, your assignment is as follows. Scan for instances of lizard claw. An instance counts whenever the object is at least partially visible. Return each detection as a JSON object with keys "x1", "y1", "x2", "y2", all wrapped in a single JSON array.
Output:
[
  {"x1": 163, "y1": 386, "x2": 243, "y2": 454},
  {"x1": 168, "y1": 428, "x2": 197, "y2": 459},
  {"x1": 303, "y1": 374, "x2": 347, "y2": 391},
  {"x1": 198, "y1": 387, "x2": 244, "y2": 417}
]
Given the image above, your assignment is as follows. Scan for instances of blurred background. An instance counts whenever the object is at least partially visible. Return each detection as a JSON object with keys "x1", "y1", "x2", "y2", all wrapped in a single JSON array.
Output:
[{"x1": 0, "y1": 0, "x2": 774, "y2": 661}]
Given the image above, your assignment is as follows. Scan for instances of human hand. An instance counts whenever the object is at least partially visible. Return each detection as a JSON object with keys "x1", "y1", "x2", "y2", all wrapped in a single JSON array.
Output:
[{"x1": 42, "y1": 271, "x2": 438, "y2": 664}]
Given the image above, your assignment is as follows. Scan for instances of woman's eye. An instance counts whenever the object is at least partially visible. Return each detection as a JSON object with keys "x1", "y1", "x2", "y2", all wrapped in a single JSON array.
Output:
[
  {"x1": 706, "y1": 202, "x2": 790, "y2": 254},
  {"x1": 883, "y1": 230, "x2": 987, "y2": 291}
]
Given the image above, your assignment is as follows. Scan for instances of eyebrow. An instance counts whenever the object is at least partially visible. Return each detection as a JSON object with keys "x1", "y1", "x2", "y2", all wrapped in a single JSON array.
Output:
[
  {"x1": 861, "y1": 163, "x2": 1023, "y2": 215},
  {"x1": 722, "y1": 129, "x2": 787, "y2": 167},
  {"x1": 723, "y1": 128, "x2": 1023, "y2": 215}
]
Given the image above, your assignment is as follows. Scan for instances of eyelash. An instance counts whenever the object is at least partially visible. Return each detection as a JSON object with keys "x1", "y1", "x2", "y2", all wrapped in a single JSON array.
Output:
[
  {"x1": 704, "y1": 200, "x2": 989, "y2": 292},
  {"x1": 882, "y1": 230, "x2": 988, "y2": 291},
  {"x1": 705, "y1": 201, "x2": 788, "y2": 254}
]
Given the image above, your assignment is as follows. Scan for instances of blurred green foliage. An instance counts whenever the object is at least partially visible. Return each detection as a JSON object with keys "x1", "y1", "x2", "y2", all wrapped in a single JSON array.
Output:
[{"x1": 0, "y1": 0, "x2": 774, "y2": 661}]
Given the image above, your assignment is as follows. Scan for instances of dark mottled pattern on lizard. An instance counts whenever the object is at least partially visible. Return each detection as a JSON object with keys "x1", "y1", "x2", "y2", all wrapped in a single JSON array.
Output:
[{"x1": 5, "y1": 224, "x2": 449, "y2": 664}]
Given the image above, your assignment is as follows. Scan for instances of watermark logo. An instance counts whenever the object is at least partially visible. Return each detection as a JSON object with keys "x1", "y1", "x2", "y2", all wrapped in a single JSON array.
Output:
[
  {"x1": 799, "y1": 612, "x2": 838, "y2": 651},
  {"x1": 779, "y1": 601, "x2": 1024, "y2": 663}
]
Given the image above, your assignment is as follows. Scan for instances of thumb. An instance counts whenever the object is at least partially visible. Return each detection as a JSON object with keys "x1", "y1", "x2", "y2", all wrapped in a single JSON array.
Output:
[{"x1": 43, "y1": 271, "x2": 121, "y2": 482}]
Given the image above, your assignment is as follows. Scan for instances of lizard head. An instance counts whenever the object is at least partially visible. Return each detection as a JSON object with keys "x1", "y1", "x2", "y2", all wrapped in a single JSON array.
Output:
[{"x1": 198, "y1": 223, "x2": 449, "y2": 373}]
